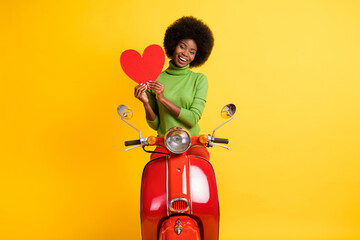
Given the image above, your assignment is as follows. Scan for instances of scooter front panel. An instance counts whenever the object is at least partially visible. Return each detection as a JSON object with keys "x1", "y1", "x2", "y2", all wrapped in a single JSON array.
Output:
[{"x1": 140, "y1": 157, "x2": 167, "y2": 240}]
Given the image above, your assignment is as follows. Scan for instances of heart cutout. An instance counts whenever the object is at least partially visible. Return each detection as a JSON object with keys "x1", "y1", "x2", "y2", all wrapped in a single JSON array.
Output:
[{"x1": 120, "y1": 44, "x2": 165, "y2": 84}]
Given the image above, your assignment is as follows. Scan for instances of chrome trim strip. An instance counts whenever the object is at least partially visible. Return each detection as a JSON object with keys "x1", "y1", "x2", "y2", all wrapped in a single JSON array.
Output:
[
  {"x1": 166, "y1": 156, "x2": 169, "y2": 216},
  {"x1": 189, "y1": 155, "x2": 193, "y2": 214}
]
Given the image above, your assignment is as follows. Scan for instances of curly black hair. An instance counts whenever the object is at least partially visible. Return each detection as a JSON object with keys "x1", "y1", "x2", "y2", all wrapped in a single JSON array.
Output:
[{"x1": 164, "y1": 16, "x2": 214, "y2": 68}]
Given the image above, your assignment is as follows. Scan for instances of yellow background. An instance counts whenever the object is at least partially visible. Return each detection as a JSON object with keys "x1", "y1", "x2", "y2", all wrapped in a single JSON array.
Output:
[{"x1": 1, "y1": 0, "x2": 359, "y2": 239}]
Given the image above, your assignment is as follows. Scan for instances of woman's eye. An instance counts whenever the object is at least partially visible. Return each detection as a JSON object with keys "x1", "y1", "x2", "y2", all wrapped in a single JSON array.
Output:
[{"x1": 180, "y1": 45, "x2": 185, "y2": 49}]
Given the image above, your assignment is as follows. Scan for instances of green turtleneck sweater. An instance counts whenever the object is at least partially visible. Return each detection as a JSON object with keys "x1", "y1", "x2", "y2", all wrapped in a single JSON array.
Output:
[{"x1": 146, "y1": 61, "x2": 208, "y2": 136}]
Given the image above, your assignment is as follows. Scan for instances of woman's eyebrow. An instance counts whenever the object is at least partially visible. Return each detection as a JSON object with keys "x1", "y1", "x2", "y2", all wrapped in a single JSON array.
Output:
[{"x1": 180, "y1": 40, "x2": 188, "y2": 46}]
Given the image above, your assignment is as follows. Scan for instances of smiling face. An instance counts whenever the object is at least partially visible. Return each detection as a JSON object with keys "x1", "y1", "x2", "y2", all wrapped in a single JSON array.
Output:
[{"x1": 172, "y1": 39, "x2": 197, "y2": 68}]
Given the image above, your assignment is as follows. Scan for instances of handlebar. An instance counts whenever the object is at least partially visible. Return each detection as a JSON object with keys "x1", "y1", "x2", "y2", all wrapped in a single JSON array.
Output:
[
  {"x1": 213, "y1": 138, "x2": 229, "y2": 144},
  {"x1": 124, "y1": 139, "x2": 141, "y2": 146},
  {"x1": 124, "y1": 135, "x2": 229, "y2": 151}
]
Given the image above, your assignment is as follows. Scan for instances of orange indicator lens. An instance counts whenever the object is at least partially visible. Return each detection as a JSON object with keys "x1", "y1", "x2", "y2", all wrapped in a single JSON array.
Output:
[
  {"x1": 147, "y1": 136, "x2": 156, "y2": 145},
  {"x1": 199, "y1": 135, "x2": 208, "y2": 144}
]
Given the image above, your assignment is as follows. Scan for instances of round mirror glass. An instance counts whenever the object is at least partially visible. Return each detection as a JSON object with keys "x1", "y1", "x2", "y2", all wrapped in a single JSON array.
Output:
[
  {"x1": 221, "y1": 104, "x2": 236, "y2": 119},
  {"x1": 117, "y1": 105, "x2": 133, "y2": 120}
]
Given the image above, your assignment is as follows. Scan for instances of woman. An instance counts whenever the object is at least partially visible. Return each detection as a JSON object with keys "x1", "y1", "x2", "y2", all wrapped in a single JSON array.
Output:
[{"x1": 134, "y1": 16, "x2": 214, "y2": 158}]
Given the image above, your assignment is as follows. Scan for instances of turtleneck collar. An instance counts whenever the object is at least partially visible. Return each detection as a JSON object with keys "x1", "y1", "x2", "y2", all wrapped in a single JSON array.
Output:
[{"x1": 165, "y1": 61, "x2": 190, "y2": 76}]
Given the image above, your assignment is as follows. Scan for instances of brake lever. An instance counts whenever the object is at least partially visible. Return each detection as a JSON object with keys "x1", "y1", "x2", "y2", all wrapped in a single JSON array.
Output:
[
  {"x1": 125, "y1": 145, "x2": 142, "y2": 152},
  {"x1": 212, "y1": 143, "x2": 230, "y2": 150}
]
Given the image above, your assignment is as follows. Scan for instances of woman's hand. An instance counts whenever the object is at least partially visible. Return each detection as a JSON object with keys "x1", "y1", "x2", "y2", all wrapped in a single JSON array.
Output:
[
  {"x1": 134, "y1": 84, "x2": 148, "y2": 103},
  {"x1": 148, "y1": 81, "x2": 164, "y2": 100},
  {"x1": 149, "y1": 81, "x2": 181, "y2": 117}
]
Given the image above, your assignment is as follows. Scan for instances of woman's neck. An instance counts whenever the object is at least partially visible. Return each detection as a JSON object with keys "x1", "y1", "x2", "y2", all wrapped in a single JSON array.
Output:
[{"x1": 165, "y1": 61, "x2": 190, "y2": 75}]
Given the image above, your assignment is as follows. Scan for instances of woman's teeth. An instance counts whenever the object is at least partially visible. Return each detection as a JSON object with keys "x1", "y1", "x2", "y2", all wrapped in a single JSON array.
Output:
[{"x1": 179, "y1": 56, "x2": 187, "y2": 62}]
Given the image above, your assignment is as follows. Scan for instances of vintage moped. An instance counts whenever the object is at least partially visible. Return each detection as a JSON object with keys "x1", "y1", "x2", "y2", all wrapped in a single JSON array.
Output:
[{"x1": 117, "y1": 104, "x2": 236, "y2": 240}]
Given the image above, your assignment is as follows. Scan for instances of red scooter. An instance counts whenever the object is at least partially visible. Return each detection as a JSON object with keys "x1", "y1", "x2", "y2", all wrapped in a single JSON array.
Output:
[{"x1": 117, "y1": 104, "x2": 236, "y2": 240}]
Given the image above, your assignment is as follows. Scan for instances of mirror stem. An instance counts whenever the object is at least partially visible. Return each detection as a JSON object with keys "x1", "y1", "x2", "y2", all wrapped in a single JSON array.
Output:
[
  {"x1": 212, "y1": 116, "x2": 233, "y2": 138},
  {"x1": 121, "y1": 117, "x2": 142, "y2": 138}
]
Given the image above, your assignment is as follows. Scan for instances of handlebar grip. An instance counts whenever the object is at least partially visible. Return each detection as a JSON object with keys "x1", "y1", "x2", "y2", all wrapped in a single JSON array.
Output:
[
  {"x1": 124, "y1": 139, "x2": 141, "y2": 146},
  {"x1": 213, "y1": 138, "x2": 229, "y2": 144}
]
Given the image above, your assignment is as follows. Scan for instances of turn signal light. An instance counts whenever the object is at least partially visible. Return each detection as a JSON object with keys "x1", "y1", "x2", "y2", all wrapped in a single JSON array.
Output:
[
  {"x1": 199, "y1": 135, "x2": 208, "y2": 144},
  {"x1": 147, "y1": 136, "x2": 156, "y2": 145}
]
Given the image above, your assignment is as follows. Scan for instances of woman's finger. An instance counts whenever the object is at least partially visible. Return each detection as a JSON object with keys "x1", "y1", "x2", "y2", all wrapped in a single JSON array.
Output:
[
  {"x1": 135, "y1": 84, "x2": 146, "y2": 98},
  {"x1": 149, "y1": 82, "x2": 163, "y2": 91}
]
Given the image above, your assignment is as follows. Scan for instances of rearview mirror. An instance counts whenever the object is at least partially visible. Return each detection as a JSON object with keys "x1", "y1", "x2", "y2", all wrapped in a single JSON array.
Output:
[
  {"x1": 221, "y1": 104, "x2": 236, "y2": 119},
  {"x1": 117, "y1": 105, "x2": 133, "y2": 120}
]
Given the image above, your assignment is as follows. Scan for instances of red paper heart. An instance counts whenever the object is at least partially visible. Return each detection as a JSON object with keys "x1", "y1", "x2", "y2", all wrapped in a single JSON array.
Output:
[{"x1": 120, "y1": 44, "x2": 165, "y2": 84}]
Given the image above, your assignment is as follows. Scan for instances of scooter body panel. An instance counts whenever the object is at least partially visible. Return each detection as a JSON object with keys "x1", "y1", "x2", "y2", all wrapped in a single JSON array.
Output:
[
  {"x1": 189, "y1": 155, "x2": 219, "y2": 240},
  {"x1": 140, "y1": 156, "x2": 168, "y2": 240}
]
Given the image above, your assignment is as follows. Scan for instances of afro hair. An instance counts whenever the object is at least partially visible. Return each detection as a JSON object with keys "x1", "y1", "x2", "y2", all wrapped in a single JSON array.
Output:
[{"x1": 164, "y1": 16, "x2": 214, "y2": 68}]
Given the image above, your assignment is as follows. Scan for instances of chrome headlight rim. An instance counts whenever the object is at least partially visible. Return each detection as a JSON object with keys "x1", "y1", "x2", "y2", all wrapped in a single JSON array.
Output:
[{"x1": 164, "y1": 127, "x2": 191, "y2": 154}]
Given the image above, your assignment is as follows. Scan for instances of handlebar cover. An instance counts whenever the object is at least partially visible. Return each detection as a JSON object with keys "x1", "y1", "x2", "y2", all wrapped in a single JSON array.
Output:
[
  {"x1": 213, "y1": 138, "x2": 229, "y2": 144},
  {"x1": 124, "y1": 139, "x2": 141, "y2": 146}
]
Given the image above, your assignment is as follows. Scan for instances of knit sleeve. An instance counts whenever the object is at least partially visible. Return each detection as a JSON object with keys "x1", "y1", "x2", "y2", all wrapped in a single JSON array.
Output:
[
  {"x1": 145, "y1": 89, "x2": 159, "y2": 130},
  {"x1": 178, "y1": 75, "x2": 208, "y2": 128}
]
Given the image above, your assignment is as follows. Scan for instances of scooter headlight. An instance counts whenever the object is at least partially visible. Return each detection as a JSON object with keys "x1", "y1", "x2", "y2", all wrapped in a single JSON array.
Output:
[{"x1": 164, "y1": 127, "x2": 191, "y2": 154}]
